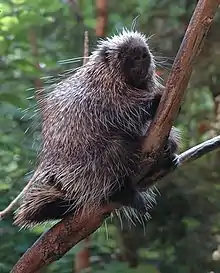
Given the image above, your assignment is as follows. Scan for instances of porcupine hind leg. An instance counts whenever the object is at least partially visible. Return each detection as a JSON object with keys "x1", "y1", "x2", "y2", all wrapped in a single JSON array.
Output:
[
  {"x1": 14, "y1": 174, "x2": 76, "y2": 227},
  {"x1": 160, "y1": 126, "x2": 181, "y2": 169},
  {"x1": 109, "y1": 128, "x2": 181, "y2": 216}
]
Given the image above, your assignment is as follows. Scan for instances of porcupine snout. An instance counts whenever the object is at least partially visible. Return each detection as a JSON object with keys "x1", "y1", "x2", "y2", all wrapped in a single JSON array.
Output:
[
  {"x1": 14, "y1": 173, "x2": 77, "y2": 227},
  {"x1": 118, "y1": 39, "x2": 153, "y2": 89}
]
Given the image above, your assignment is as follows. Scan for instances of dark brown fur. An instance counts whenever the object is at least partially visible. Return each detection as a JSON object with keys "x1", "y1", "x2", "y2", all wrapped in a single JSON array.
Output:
[{"x1": 14, "y1": 29, "x2": 180, "y2": 228}]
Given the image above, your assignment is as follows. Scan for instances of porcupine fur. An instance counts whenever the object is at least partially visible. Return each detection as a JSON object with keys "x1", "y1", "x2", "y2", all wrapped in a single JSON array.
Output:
[{"x1": 14, "y1": 29, "x2": 181, "y2": 228}]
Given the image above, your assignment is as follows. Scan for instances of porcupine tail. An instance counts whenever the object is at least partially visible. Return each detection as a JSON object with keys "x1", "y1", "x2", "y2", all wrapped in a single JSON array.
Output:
[{"x1": 14, "y1": 170, "x2": 76, "y2": 228}]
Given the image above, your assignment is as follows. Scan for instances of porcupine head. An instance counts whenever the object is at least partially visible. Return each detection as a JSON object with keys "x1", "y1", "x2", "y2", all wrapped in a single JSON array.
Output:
[{"x1": 14, "y1": 29, "x2": 180, "y2": 228}]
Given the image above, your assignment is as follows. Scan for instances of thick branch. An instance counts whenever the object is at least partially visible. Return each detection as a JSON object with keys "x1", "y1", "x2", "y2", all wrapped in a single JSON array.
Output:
[
  {"x1": 11, "y1": 135, "x2": 220, "y2": 273},
  {"x1": 11, "y1": 205, "x2": 117, "y2": 273},
  {"x1": 142, "y1": 0, "x2": 219, "y2": 155}
]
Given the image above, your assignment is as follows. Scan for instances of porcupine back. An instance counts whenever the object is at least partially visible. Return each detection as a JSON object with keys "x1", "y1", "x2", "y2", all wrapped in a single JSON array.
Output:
[{"x1": 14, "y1": 29, "x2": 178, "y2": 228}]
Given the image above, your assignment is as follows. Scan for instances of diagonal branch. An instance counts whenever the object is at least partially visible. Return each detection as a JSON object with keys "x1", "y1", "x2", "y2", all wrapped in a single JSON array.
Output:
[
  {"x1": 142, "y1": 0, "x2": 219, "y2": 154},
  {"x1": 11, "y1": 136, "x2": 220, "y2": 273},
  {"x1": 11, "y1": 204, "x2": 118, "y2": 273},
  {"x1": 10, "y1": 0, "x2": 220, "y2": 272},
  {"x1": 136, "y1": 0, "x2": 220, "y2": 185}
]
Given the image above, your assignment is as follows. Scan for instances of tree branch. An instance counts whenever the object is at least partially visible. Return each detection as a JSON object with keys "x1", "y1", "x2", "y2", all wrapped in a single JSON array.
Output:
[
  {"x1": 142, "y1": 0, "x2": 219, "y2": 155},
  {"x1": 178, "y1": 135, "x2": 220, "y2": 165},
  {"x1": 136, "y1": 0, "x2": 220, "y2": 185},
  {"x1": 10, "y1": 0, "x2": 220, "y2": 272},
  {"x1": 10, "y1": 136, "x2": 220, "y2": 273},
  {"x1": 11, "y1": 205, "x2": 117, "y2": 273}
]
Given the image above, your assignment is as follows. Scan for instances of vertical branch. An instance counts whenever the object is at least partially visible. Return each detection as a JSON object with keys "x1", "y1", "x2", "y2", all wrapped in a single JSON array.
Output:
[
  {"x1": 83, "y1": 31, "x2": 89, "y2": 65},
  {"x1": 96, "y1": 0, "x2": 108, "y2": 37},
  {"x1": 28, "y1": 29, "x2": 45, "y2": 114}
]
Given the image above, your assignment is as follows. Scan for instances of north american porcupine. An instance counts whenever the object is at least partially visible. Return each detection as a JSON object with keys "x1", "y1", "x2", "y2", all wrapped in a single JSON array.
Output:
[{"x1": 14, "y1": 29, "x2": 180, "y2": 228}]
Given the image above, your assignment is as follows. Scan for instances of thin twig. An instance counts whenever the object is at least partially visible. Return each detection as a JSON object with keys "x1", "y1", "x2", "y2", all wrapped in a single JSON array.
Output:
[
  {"x1": 178, "y1": 135, "x2": 220, "y2": 164},
  {"x1": 0, "y1": 183, "x2": 30, "y2": 219},
  {"x1": 83, "y1": 31, "x2": 89, "y2": 65},
  {"x1": 68, "y1": 0, "x2": 84, "y2": 23}
]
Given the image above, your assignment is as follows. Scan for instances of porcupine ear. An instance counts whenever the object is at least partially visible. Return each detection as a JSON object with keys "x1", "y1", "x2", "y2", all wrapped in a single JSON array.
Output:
[{"x1": 99, "y1": 46, "x2": 109, "y2": 62}]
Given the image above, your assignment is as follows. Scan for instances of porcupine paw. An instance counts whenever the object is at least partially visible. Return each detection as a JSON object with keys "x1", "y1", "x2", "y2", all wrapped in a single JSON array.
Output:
[
  {"x1": 161, "y1": 140, "x2": 179, "y2": 171},
  {"x1": 129, "y1": 190, "x2": 148, "y2": 215},
  {"x1": 149, "y1": 93, "x2": 162, "y2": 117},
  {"x1": 109, "y1": 180, "x2": 147, "y2": 216}
]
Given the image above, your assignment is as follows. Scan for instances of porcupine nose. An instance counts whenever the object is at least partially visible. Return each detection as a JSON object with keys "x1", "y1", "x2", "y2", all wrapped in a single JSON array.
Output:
[{"x1": 133, "y1": 49, "x2": 149, "y2": 61}]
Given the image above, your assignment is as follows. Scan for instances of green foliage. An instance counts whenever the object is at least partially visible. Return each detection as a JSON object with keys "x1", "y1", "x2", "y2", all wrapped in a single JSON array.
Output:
[{"x1": 1, "y1": 0, "x2": 220, "y2": 272}]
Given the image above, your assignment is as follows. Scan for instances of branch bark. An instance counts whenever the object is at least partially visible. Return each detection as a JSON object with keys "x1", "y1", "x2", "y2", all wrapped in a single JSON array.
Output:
[
  {"x1": 10, "y1": 0, "x2": 220, "y2": 272},
  {"x1": 10, "y1": 135, "x2": 220, "y2": 273},
  {"x1": 11, "y1": 205, "x2": 117, "y2": 273},
  {"x1": 136, "y1": 0, "x2": 220, "y2": 184},
  {"x1": 142, "y1": 0, "x2": 219, "y2": 154}
]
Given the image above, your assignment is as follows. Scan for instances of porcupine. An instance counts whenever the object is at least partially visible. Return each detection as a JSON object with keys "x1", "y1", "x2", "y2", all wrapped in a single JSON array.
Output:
[{"x1": 14, "y1": 29, "x2": 180, "y2": 228}]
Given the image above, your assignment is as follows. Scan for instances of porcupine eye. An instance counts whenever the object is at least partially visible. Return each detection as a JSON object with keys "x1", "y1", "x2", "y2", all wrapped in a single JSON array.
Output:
[{"x1": 133, "y1": 48, "x2": 149, "y2": 62}]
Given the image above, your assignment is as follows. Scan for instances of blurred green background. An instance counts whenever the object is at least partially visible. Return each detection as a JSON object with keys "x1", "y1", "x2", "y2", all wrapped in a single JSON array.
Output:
[{"x1": 1, "y1": 0, "x2": 220, "y2": 272}]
